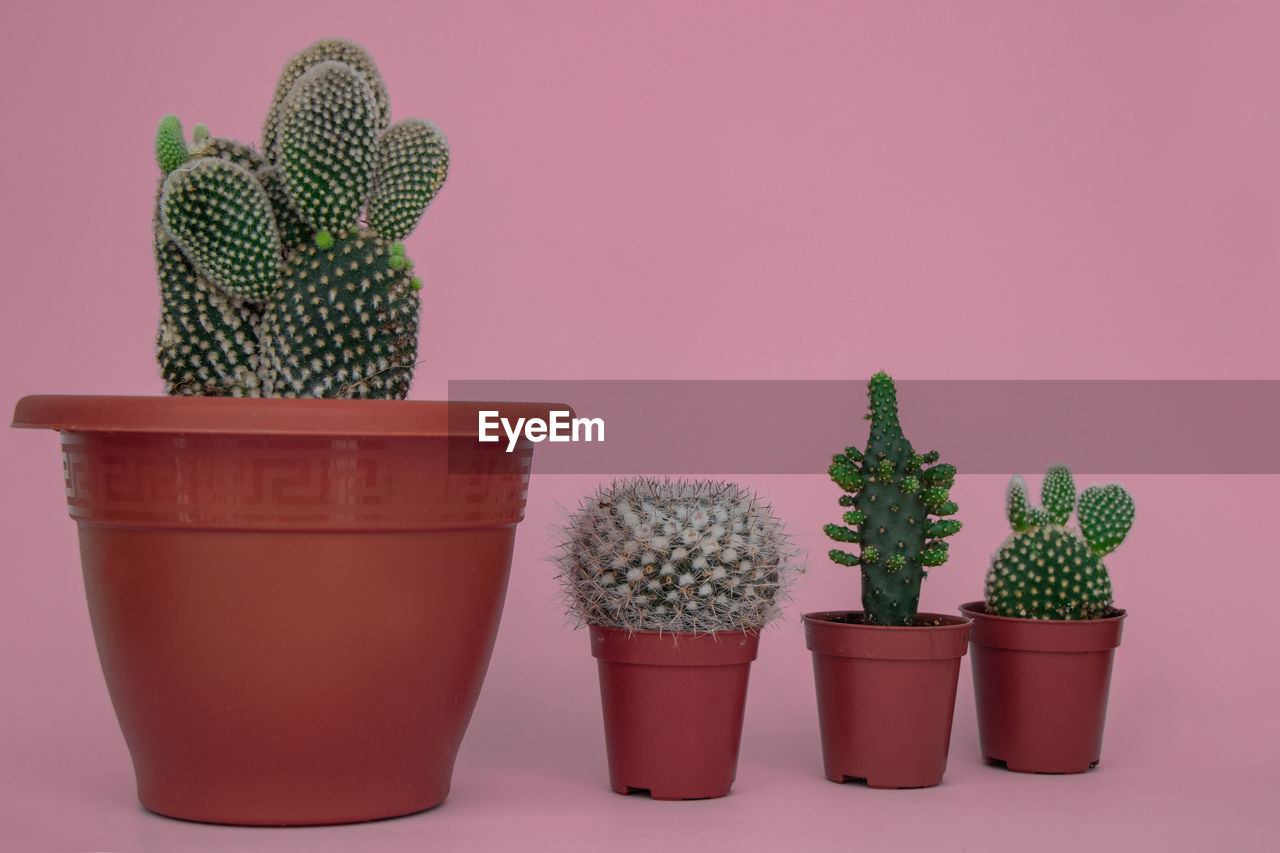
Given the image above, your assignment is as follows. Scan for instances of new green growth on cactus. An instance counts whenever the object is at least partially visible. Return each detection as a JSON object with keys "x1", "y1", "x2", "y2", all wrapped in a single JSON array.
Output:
[
  {"x1": 986, "y1": 465, "x2": 1134, "y2": 620},
  {"x1": 558, "y1": 479, "x2": 799, "y2": 634},
  {"x1": 824, "y1": 372, "x2": 961, "y2": 626},
  {"x1": 152, "y1": 38, "x2": 449, "y2": 398}
]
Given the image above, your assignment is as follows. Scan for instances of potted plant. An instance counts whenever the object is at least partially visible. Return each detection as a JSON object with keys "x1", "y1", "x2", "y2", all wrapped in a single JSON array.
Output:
[
  {"x1": 556, "y1": 478, "x2": 799, "y2": 800},
  {"x1": 803, "y1": 371, "x2": 970, "y2": 789},
  {"x1": 960, "y1": 465, "x2": 1134, "y2": 773},
  {"x1": 12, "y1": 39, "x2": 566, "y2": 826}
]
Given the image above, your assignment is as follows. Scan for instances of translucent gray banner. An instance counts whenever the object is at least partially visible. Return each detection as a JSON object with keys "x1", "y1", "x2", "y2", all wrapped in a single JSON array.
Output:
[{"x1": 447, "y1": 380, "x2": 1280, "y2": 474}]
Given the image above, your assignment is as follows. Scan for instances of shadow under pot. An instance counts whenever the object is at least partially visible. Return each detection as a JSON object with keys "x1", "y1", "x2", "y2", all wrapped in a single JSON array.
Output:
[
  {"x1": 589, "y1": 626, "x2": 759, "y2": 800},
  {"x1": 802, "y1": 611, "x2": 970, "y2": 789},
  {"x1": 960, "y1": 601, "x2": 1125, "y2": 774}
]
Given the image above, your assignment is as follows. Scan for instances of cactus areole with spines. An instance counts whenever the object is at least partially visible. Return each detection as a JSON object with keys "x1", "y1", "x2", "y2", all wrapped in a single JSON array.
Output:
[
  {"x1": 986, "y1": 465, "x2": 1135, "y2": 620},
  {"x1": 824, "y1": 372, "x2": 961, "y2": 626},
  {"x1": 150, "y1": 38, "x2": 449, "y2": 399}
]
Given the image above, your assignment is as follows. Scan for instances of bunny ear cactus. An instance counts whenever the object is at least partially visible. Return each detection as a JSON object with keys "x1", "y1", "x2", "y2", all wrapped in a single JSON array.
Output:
[
  {"x1": 824, "y1": 372, "x2": 961, "y2": 626},
  {"x1": 558, "y1": 479, "x2": 800, "y2": 634},
  {"x1": 150, "y1": 38, "x2": 449, "y2": 399},
  {"x1": 986, "y1": 465, "x2": 1135, "y2": 620}
]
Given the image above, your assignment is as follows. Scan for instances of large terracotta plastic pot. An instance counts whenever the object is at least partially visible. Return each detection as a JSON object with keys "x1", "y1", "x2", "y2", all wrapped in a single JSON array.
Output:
[
  {"x1": 803, "y1": 611, "x2": 970, "y2": 789},
  {"x1": 960, "y1": 601, "x2": 1125, "y2": 774},
  {"x1": 12, "y1": 395, "x2": 566, "y2": 826},
  {"x1": 589, "y1": 626, "x2": 759, "y2": 800}
]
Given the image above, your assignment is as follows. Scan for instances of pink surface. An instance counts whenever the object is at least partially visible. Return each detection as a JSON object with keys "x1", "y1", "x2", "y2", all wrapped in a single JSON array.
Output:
[{"x1": 2, "y1": 1, "x2": 1278, "y2": 850}]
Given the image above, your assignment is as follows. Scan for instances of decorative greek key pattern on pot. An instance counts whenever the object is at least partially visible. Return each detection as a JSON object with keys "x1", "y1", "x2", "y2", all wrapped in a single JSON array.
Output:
[{"x1": 60, "y1": 433, "x2": 532, "y2": 530}]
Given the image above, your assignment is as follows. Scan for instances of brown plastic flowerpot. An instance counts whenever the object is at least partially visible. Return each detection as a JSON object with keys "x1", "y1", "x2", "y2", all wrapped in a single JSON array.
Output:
[
  {"x1": 12, "y1": 395, "x2": 568, "y2": 826},
  {"x1": 802, "y1": 611, "x2": 970, "y2": 789},
  {"x1": 589, "y1": 626, "x2": 759, "y2": 800},
  {"x1": 960, "y1": 601, "x2": 1125, "y2": 774}
]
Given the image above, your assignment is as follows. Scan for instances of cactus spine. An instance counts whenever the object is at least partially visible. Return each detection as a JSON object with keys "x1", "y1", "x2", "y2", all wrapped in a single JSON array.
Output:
[
  {"x1": 824, "y1": 372, "x2": 961, "y2": 626},
  {"x1": 151, "y1": 38, "x2": 449, "y2": 398},
  {"x1": 558, "y1": 479, "x2": 798, "y2": 634},
  {"x1": 986, "y1": 465, "x2": 1135, "y2": 620}
]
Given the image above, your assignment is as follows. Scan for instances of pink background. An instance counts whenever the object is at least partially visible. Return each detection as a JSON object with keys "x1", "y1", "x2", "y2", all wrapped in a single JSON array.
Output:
[{"x1": 3, "y1": 1, "x2": 1278, "y2": 850}]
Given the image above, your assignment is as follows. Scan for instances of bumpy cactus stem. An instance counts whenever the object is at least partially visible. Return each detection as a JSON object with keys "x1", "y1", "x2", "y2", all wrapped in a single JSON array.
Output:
[
  {"x1": 824, "y1": 372, "x2": 960, "y2": 626},
  {"x1": 558, "y1": 479, "x2": 798, "y2": 634},
  {"x1": 986, "y1": 466, "x2": 1134, "y2": 620}
]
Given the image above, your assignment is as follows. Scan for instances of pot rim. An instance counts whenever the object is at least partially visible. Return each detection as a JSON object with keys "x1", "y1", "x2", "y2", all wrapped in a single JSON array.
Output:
[
  {"x1": 11, "y1": 395, "x2": 572, "y2": 438},
  {"x1": 958, "y1": 600, "x2": 1127, "y2": 624},
  {"x1": 802, "y1": 611, "x2": 971, "y2": 661},
  {"x1": 959, "y1": 601, "x2": 1126, "y2": 653},
  {"x1": 588, "y1": 624, "x2": 760, "y2": 666},
  {"x1": 802, "y1": 610, "x2": 971, "y2": 630}
]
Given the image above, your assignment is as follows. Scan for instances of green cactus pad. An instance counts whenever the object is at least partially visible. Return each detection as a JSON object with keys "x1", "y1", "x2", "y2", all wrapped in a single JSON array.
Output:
[
  {"x1": 557, "y1": 479, "x2": 798, "y2": 633},
  {"x1": 160, "y1": 157, "x2": 283, "y2": 300},
  {"x1": 262, "y1": 38, "x2": 391, "y2": 163},
  {"x1": 986, "y1": 527, "x2": 1114, "y2": 620},
  {"x1": 279, "y1": 60, "x2": 378, "y2": 234},
  {"x1": 154, "y1": 115, "x2": 188, "y2": 173},
  {"x1": 155, "y1": 232, "x2": 264, "y2": 396},
  {"x1": 1007, "y1": 475, "x2": 1034, "y2": 530},
  {"x1": 260, "y1": 230, "x2": 419, "y2": 399},
  {"x1": 823, "y1": 372, "x2": 961, "y2": 626},
  {"x1": 1041, "y1": 464, "x2": 1076, "y2": 524},
  {"x1": 367, "y1": 119, "x2": 450, "y2": 241},
  {"x1": 1078, "y1": 484, "x2": 1135, "y2": 557},
  {"x1": 181, "y1": 136, "x2": 310, "y2": 253}
]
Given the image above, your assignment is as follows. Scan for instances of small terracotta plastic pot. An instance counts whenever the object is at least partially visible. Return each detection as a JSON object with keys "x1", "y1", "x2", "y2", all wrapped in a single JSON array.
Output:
[
  {"x1": 960, "y1": 601, "x2": 1125, "y2": 774},
  {"x1": 589, "y1": 626, "x2": 759, "y2": 800},
  {"x1": 802, "y1": 611, "x2": 970, "y2": 789},
  {"x1": 13, "y1": 395, "x2": 566, "y2": 826}
]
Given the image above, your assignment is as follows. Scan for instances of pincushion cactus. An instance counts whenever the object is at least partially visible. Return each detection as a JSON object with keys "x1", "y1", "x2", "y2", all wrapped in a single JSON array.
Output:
[
  {"x1": 824, "y1": 372, "x2": 961, "y2": 626},
  {"x1": 557, "y1": 479, "x2": 799, "y2": 634},
  {"x1": 151, "y1": 38, "x2": 448, "y2": 398},
  {"x1": 985, "y1": 465, "x2": 1134, "y2": 620}
]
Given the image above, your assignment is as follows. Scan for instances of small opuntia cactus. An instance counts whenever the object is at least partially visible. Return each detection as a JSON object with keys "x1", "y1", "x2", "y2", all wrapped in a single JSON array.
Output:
[
  {"x1": 557, "y1": 479, "x2": 799, "y2": 634},
  {"x1": 824, "y1": 372, "x2": 961, "y2": 626},
  {"x1": 151, "y1": 38, "x2": 449, "y2": 398},
  {"x1": 985, "y1": 465, "x2": 1135, "y2": 620}
]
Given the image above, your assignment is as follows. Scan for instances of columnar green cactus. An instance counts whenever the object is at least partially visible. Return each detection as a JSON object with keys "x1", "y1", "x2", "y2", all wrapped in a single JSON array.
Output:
[
  {"x1": 824, "y1": 372, "x2": 961, "y2": 626},
  {"x1": 986, "y1": 465, "x2": 1135, "y2": 620},
  {"x1": 558, "y1": 479, "x2": 799, "y2": 634},
  {"x1": 150, "y1": 38, "x2": 449, "y2": 398}
]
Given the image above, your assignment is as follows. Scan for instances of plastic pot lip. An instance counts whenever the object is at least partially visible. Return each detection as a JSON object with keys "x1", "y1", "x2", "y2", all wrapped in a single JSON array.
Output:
[
  {"x1": 588, "y1": 625, "x2": 761, "y2": 666},
  {"x1": 11, "y1": 395, "x2": 573, "y2": 439},
  {"x1": 958, "y1": 601, "x2": 1126, "y2": 653},
  {"x1": 802, "y1": 611, "x2": 971, "y2": 661}
]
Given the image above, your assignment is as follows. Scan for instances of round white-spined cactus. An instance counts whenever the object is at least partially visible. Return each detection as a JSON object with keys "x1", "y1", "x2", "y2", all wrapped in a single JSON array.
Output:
[{"x1": 557, "y1": 479, "x2": 799, "y2": 634}]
